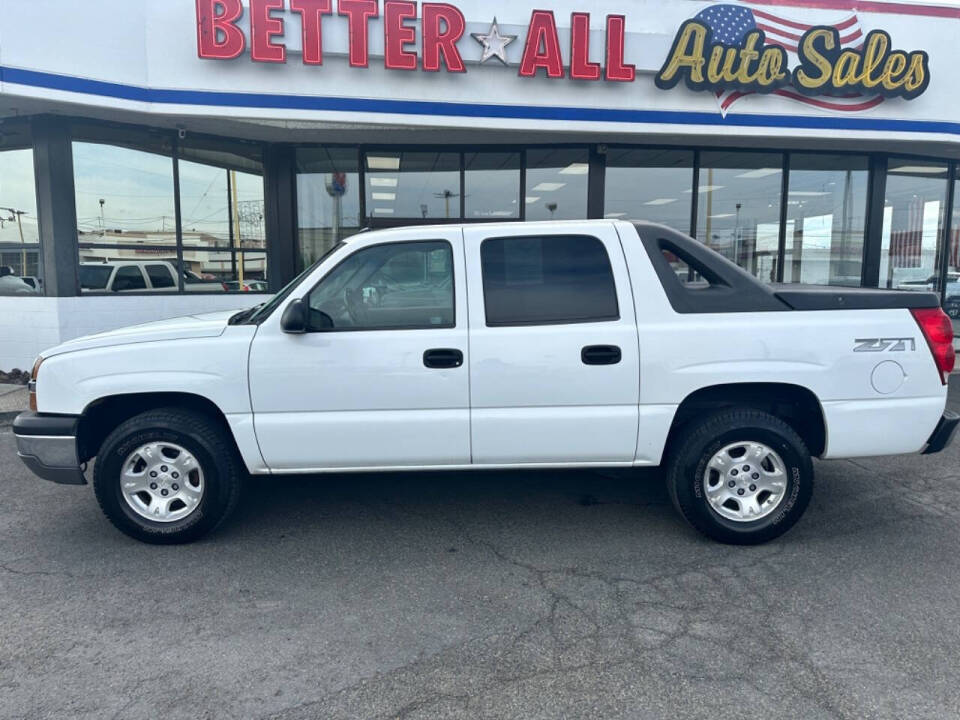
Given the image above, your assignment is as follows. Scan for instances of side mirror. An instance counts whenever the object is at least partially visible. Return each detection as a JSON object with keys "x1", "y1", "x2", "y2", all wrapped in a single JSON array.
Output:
[{"x1": 280, "y1": 299, "x2": 308, "y2": 334}]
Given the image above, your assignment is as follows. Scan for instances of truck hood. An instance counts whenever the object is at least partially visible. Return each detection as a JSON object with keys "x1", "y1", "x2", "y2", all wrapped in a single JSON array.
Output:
[{"x1": 41, "y1": 310, "x2": 240, "y2": 358}]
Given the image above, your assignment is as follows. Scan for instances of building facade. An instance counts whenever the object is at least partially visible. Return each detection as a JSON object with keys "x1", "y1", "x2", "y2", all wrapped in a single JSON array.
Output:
[{"x1": 1, "y1": 0, "x2": 959, "y2": 368}]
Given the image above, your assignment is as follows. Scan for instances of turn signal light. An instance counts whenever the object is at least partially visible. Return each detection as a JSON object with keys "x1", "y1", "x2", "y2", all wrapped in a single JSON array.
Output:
[
  {"x1": 28, "y1": 356, "x2": 43, "y2": 411},
  {"x1": 911, "y1": 307, "x2": 956, "y2": 385}
]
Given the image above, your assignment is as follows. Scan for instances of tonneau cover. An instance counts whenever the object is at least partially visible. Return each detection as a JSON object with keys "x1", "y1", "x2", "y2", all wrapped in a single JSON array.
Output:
[{"x1": 773, "y1": 285, "x2": 940, "y2": 311}]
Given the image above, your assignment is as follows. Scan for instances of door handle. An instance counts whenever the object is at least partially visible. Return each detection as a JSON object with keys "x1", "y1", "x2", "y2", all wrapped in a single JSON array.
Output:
[
  {"x1": 423, "y1": 348, "x2": 463, "y2": 369},
  {"x1": 581, "y1": 345, "x2": 622, "y2": 366}
]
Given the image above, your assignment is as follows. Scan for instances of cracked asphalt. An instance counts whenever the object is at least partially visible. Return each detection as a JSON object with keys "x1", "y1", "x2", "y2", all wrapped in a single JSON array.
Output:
[{"x1": 2, "y1": 382, "x2": 960, "y2": 719}]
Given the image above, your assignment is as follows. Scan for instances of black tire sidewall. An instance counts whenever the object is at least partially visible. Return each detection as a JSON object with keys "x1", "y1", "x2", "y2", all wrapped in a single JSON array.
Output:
[
  {"x1": 94, "y1": 419, "x2": 229, "y2": 543},
  {"x1": 673, "y1": 416, "x2": 812, "y2": 544}
]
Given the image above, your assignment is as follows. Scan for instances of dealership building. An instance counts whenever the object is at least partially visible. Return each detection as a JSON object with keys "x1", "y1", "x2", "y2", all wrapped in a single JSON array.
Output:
[{"x1": 1, "y1": 0, "x2": 959, "y2": 369}]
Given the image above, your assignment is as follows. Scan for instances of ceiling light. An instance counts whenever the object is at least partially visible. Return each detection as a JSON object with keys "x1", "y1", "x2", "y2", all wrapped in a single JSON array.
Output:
[
  {"x1": 888, "y1": 165, "x2": 947, "y2": 175},
  {"x1": 604, "y1": 212, "x2": 627, "y2": 218},
  {"x1": 736, "y1": 168, "x2": 781, "y2": 179},
  {"x1": 532, "y1": 182, "x2": 566, "y2": 192},
  {"x1": 367, "y1": 156, "x2": 400, "y2": 170},
  {"x1": 372, "y1": 192, "x2": 396, "y2": 201},
  {"x1": 558, "y1": 163, "x2": 590, "y2": 175},
  {"x1": 788, "y1": 191, "x2": 829, "y2": 196},
  {"x1": 525, "y1": 196, "x2": 541, "y2": 204},
  {"x1": 372, "y1": 207, "x2": 395, "y2": 215},
  {"x1": 644, "y1": 198, "x2": 678, "y2": 206},
  {"x1": 370, "y1": 177, "x2": 398, "y2": 187},
  {"x1": 709, "y1": 213, "x2": 735, "y2": 219},
  {"x1": 684, "y1": 185, "x2": 724, "y2": 194}
]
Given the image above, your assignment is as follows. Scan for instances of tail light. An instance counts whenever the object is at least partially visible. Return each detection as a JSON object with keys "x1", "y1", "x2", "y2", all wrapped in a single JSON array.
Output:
[
  {"x1": 911, "y1": 307, "x2": 956, "y2": 385},
  {"x1": 222, "y1": 283, "x2": 230, "y2": 291}
]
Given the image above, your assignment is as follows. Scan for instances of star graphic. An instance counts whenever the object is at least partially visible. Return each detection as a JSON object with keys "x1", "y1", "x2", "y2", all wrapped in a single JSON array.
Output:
[{"x1": 471, "y1": 17, "x2": 517, "y2": 65}]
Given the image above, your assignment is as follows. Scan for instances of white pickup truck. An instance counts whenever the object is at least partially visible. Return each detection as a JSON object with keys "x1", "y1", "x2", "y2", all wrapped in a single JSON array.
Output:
[{"x1": 14, "y1": 221, "x2": 958, "y2": 545}]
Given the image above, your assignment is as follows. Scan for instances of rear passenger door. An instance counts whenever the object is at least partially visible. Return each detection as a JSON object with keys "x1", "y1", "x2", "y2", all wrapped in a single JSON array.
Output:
[{"x1": 463, "y1": 223, "x2": 640, "y2": 465}]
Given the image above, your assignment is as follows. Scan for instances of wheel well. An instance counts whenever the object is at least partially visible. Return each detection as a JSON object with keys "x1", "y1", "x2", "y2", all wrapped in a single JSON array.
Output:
[
  {"x1": 77, "y1": 392, "x2": 236, "y2": 463},
  {"x1": 665, "y1": 383, "x2": 826, "y2": 458}
]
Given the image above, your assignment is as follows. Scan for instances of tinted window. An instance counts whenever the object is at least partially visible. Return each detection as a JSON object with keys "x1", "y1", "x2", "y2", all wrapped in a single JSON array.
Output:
[
  {"x1": 113, "y1": 266, "x2": 146, "y2": 292},
  {"x1": 79, "y1": 265, "x2": 113, "y2": 290},
  {"x1": 481, "y1": 235, "x2": 618, "y2": 326},
  {"x1": 308, "y1": 241, "x2": 454, "y2": 330},
  {"x1": 145, "y1": 264, "x2": 176, "y2": 288}
]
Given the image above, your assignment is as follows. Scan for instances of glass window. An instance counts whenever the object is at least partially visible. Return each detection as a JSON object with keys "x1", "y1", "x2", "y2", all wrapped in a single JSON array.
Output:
[
  {"x1": 145, "y1": 263, "x2": 177, "y2": 289},
  {"x1": 465, "y1": 152, "x2": 521, "y2": 219},
  {"x1": 880, "y1": 160, "x2": 949, "y2": 291},
  {"x1": 784, "y1": 155, "x2": 869, "y2": 286},
  {"x1": 604, "y1": 149, "x2": 693, "y2": 232},
  {"x1": 112, "y1": 265, "x2": 147, "y2": 292},
  {"x1": 945, "y1": 167, "x2": 960, "y2": 336},
  {"x1": 308, "y1": 241, "x2": 454, "y2": 330},
  {"x1": 365, "y1": 152, "x2": 460, "y2": 220},
  {"x1": 696, "y1": 152, "x2": 784, "y2": 281},
  {"x1": 182, "y1": 250, "x2": 267, "y2": 292},
  {"x1": 0, "y1": 147, "x2": 42, "y2": 296},
  {"x1": 525, "y1": 149, "x2": 589, "y2": 221},
  {"x1": 73, "y1": 141, "x2": 177, "y2": 247},
  {"x1": 480, "y1": 235, "x2": 618, "y2": 326},
  {"x1": 296, "y1": 148, "x2": 362, "y2": 268}
]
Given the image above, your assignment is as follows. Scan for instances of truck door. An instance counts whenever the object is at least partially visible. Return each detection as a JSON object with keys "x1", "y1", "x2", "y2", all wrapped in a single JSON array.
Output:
[
  {"x1": 248, "y1": 226, "x2": 471, "y2": 470},
  {"x1": 463, "y1": 222, "x2": 640, "y2": 464}
]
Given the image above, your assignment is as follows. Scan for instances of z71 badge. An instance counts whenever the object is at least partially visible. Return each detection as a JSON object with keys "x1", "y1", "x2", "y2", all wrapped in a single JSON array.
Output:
[{"x1": 854, "y1": 338, "x2": 917, "y2": 352}]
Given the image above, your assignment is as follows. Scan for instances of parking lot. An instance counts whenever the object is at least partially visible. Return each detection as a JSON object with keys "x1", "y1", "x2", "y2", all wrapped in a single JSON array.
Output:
[{"x1": 2, "y1": 385, "x2": 960, "y2": 719}]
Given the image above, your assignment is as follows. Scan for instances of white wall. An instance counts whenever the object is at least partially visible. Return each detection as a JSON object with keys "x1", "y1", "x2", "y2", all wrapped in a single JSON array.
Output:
[{"x1": 0, "y1": 294, "x2": 256, "y2": 369}]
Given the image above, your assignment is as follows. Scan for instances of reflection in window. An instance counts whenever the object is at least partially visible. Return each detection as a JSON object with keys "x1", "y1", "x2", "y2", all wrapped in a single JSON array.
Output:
[
  {"x1": 465, "y1": 153, "x2": 520, "y2": 219},
  {"x1": 308, "y1": 241, "x2": 454, "y2": 329},
  {"x1": 784, "y1": 155, "x2": 868, "y2": 286},
  {"x1": 296, "y1": 148, "x2": 361, "y2": 268},
  {"x1": 604, "y1": 149, "x2": 693, "y2": 232},
  {"x1": 696, "y1": 152, "x2": 783, "y2": 281},
  {"x1": 880, "y1": 160, "x2": 948, "y2": 291},
  {"x1": 365, "y1": 152, "x2": 460, "y2": 220},
  {"x1": 184, "y1": 251, "x2": 268, "y2": 292},
  {"x1": 0, "y1": 147, "x2": 42, "y2": 295},
  {"x1": 73, "y1": 141, "x2": 177, "y2": 246},
  {"x1": 946, "y1": 168, "x2": 960, "y2": 336},
  {"x1": 525, "y1": 149, "x2": 589, "y2": 221}
]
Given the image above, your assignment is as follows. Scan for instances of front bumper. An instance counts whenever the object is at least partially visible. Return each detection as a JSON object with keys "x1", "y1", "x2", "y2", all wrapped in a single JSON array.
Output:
[
  {"x1": 923, "y1": 410, "x2": 960, "y2": 455},
  {"x1": 13, "y1": 411, "x2": 86, "y2": 485}
]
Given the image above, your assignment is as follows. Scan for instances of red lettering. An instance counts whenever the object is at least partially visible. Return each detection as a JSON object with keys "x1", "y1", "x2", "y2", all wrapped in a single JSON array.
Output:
[
  {"x1": 338, "y1": 0, "x2": 379, "y2": 67},
  {"x1": 519, "y1": 10, "x2": 564, "y2": 79},
  {"x1": 605, "y1": 14, "x2": 635, "y2": 82},
  {"x1": 422, "y1": 3, "x2": 466, "y2": 73},
  {"x1": 196, "y1": 0, "x2": 245, "y2": 60},
  {"x1": 250, "y1": 0, "x2": 286, "y2": 63},
  {"x1": 569, "y1": 13, "x2": 600, "y2": 80},
  {"x1": 290, "y1": 0, "x2": 332, "y2": 65},
  {"x1": 384, "y1": 1, "x2": 418, "y2": 70}
]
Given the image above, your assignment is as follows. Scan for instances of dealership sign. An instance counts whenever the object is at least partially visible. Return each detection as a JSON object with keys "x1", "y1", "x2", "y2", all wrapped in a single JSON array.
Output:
[{"x1": 195, "y1": 0, "x2": 930, "y2": 114}]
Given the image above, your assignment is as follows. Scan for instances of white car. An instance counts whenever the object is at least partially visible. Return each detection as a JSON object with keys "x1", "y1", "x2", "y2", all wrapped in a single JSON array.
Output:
[
  {"x1": 79, "y1": 261, "x2": 225, "y2": 293},
  {"x1": 15, "y1": 221, "x2": 958, "y2": 545}
]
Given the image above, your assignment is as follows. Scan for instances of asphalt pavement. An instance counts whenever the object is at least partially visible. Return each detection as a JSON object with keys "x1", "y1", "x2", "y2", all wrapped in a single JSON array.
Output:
[{"x1": 2, "y1": 384, "x2": 960, "y2": 719}]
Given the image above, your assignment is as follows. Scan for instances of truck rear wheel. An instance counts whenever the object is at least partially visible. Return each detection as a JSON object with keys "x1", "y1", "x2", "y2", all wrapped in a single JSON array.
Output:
[
  {"x1": 93, "y1": 408, "x2": 242, "y2": 544},
  {"x1": 666, "y1": 408, "x2": 813, "y2": 544}
]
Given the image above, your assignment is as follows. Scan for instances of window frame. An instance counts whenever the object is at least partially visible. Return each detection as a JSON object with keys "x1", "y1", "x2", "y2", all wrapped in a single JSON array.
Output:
[
  {"x1": 303, "y1": 238, "x2": 457, "y2": 333},
  {"x1": 479, "y1": 233, "x2": 621, "y2": 328}
]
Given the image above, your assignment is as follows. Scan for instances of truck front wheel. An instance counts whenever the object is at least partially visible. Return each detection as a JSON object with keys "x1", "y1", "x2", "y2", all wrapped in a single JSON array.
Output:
[
  {"x1": 93, "y1": 408, "x2": 242, "y2": 544},
  {"x1": 666, "y1": 409, "x2": 813, "y2": 544}
]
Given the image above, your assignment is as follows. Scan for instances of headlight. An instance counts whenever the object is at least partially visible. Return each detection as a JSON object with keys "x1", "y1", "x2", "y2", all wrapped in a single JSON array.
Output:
[{"x1": 28, "y1": 356, "x2": 43, "y2": 412}]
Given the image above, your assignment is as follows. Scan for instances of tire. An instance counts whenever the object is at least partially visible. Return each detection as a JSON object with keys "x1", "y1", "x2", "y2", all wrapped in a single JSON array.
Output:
[
  {"x1": 93, "y1": 408, "x2": 242, "y2": 544},
  {"x1": 666, "y1": 408, "x2": 813, "y2": 545}
]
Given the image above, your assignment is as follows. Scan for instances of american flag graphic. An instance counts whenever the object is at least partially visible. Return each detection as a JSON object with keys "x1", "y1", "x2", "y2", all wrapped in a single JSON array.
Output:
[{"x1": 695, "y1": 4, "x2": 885, "y2": 116}]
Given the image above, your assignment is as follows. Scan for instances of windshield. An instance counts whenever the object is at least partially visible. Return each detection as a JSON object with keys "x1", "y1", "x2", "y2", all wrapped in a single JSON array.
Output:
[
  {"x1": 244, "y1": 242, "x2": 345, "y2": 324},
  {"x1": 79, "y1": 265, "x2": 113, "y2": 290}
]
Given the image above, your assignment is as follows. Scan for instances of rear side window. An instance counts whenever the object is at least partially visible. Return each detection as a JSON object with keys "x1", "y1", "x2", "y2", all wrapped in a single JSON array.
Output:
[
  {"x1": 480, "y1": 235, "x2": 619, "y2": 326},
  {"x1": 145, "y1": 264, "x2": 176, "y2": 289},
  {"x1": 113, "y1": 265, "x2": 146, "y2": 292}
]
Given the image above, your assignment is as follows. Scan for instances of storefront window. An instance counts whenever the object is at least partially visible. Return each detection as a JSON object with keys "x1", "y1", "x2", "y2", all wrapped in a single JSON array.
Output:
[
  {"x1": 783, "y1": 155, "x2": 869, "y2": 286},
  {"x1": 525, "y1": 148, "x2": 589, "y2": 221},
  {"x1": 296, "y1": 147, "x2": 361, "y2": 268},
  {"x1": 604, "y1": 149, "x2": 693, "y2": 232},
  {"x1": 696, "y1": 152, "x2": 784, "y2": 281},
  {"x1": 364, "y1": 151, "x2": 460, "y2": 220},
  {"x1": 465, "y1": 152, "x2": 521, "y2": 219},
  {"x1": 880, "y1": 160, "x2": 948, "y2": 291},
  {"x1": 0, "y1": 147, "x2": 42, "y2": 295}
]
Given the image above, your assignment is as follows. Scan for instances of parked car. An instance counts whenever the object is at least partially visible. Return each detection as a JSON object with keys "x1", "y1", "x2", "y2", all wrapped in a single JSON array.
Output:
[
  {"x1": 222, "y1": 279, "x2": 269, "y2": 292},
  {"x1": 15, "y1": 221, "x2": 958, "y2": 545},
  {"x1": 79, "y1": 261, "x2": 225, "y2": 293}
]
